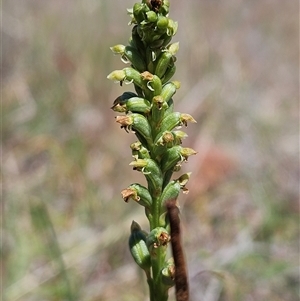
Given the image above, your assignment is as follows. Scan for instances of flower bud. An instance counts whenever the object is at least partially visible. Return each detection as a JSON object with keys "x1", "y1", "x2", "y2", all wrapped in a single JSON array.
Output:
[
  {"x1": 161, "y1": 64, "x2": 176, "y2": 84},
  {"x1": 110, "y1": 44, "x2": 126, "y2": 55},
  {"x1": 151, "y1": 95, "x2": 168, "y2": 126},
  {"x1": 146, "y1": 227, "x2": 170, "y2": 256},
  {"x1": 159, "y1": 111, "x2": 181, "y2": 133},
  {"x1": 131, "y1": 25, "x2": 146, "y2": 54},
  {"x1": 161, "y1": 146, "x2": 197, "y2": 173},
  {"x1": 133, "y1": 3, "x2": 148, "y2": 23},
  {"x1": 161, "y1": 258, "x2": 175, "y2": 287},
  {"x1": 155, "y1": 51, "x2": 173, "y2": 78},
  {"x1": 159, "y1": 112, "x2": 196, "y2": 133},
  {"x1": 167, "y1": 42, "x2": 179, "y2": 56},
  {"x1": 160, "y1": 0, "x2": 170, "y2": 15},
  {"x1": 131, "y1": 141, "x2": 150, "y2": 159},
  {"x1": 124, "y1": 67, "x2": 145, "y2": 88},
  {"x1": 176, "y1": 172, "x2": 192, "y2": 191},
  {"x1": 141, "y1": 72, "x2": 162, "y2": 96},
  {"x1": 180, "y1": 113, "x2": 197, "y2": 126},
  {"x1": 167, "y1": 19, "x2": 178, "y2": 36},
  {"x1": 129, "y1": 158, "x2": 163, "y2": 196},
  {"x1": 115, "y1": 113, "x2": 152, "y2": 147},
  {"x1": 160, "y1": 173, "x2": 191, "y2": 208},
  {"x1": 146, "y1": 48, "x2": 156, "y2": 73},
  {"x1": 111, "y1": 92, "x2": 138, "y2": 112},
  {"x1": 161, "y1": 81, "x2": 180, "y2": 103},
  {"x1": 180, "y1": 147, "x2": 197, "y2": 160},
  {"x1": 115, "y1": 115, "x2": 133, "y2": 132},
  {"x1": 157, "y1": 16, "x2": 169, "y2": 30},
  {"x1": 107, "y1": 70, "x2": 126, "y2": 82},
  {"x1": 131, "y1": 113, "x2": 152, "y2": 143},
  {"x1": 157, "y1": 131, "x2": 175, "y2": 146},
  {"x1": 154, "y1": 130, "x2": 185, "y2": 157},
  {"x1": 124, "y1": 97, "x2": 151, "y2": 114},
  {"x1": 124, "y1": 46, "x2": 147, "y2": 72},
  {"x1": 152, "y1": 95, "x2": 167, "y2": 110},
  {"x1": 146, "y1": 11, "x2": 158, "y2": 23},
  {"x1": 160, "y1": 180, "x2": 181, "y2": 208},
  {"x1": 122, "y1": 183, "x2": 152, "y2": 208},
  {"x1": 129, "y1": 221, "x2": 151, "y2": 271},
  {"x1": 172, "y1": 130, "x2": 188, "y2": 145},
  {"x1": 153, "y1": 131, "x2": 173, "y2": 157}
]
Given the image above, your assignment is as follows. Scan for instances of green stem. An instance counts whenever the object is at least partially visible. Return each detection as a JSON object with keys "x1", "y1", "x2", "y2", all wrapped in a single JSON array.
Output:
[
  {"x1": 152, "y1": 197, "x2": 160, "y2": 229},
  {"x1": 149, "y1": 197, "x2": 169, "y2": 301}
]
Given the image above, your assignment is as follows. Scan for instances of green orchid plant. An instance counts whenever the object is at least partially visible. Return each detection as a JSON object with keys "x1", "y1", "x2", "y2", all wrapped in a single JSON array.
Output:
[{"x1": 107, "y1": 1, "x2": 196, "y2": 300}]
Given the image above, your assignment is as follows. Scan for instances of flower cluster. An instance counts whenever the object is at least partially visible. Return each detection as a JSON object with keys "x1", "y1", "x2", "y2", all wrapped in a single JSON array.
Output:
[{"x1": 107, "y1": 1, "x2": 196, "y2": 300}]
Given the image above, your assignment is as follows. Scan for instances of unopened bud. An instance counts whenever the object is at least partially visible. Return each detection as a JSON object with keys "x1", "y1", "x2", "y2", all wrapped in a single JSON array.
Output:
[
  {"x1": 110, "y1": 44, "x2": 126, "y2": 55},
  {"x1": 129, "y1": 221, "x2": 151, "y2": 271}
]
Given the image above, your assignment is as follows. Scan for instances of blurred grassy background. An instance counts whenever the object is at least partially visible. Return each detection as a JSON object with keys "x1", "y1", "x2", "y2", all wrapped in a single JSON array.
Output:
[{"x1": 2, "y1": 0, "x2": 299, "y2": 300}]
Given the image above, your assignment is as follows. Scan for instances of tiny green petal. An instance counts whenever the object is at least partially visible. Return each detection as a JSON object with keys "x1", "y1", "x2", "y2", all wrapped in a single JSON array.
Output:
[
  {"x1": 110, "y1": 44, "x2": 126, "y2": 55},
  {"x1": 173, "y1": 130, "x2": 188, "y2": 144},
  {"x1": 107, "y1": 70, "x2": 126, "y2": 82},
  {"x1": 129, "y1": 158, "x2": 148, "y2": 169},
  {"x1": 180, "y1": 147, "x2": 197, "y2": 160},
  {"x1": 168, "y1": 42, "x2": 179, "y2": 56},
  {"x1": 167, "y1": 19, "x2": 178, "y2": 36}
]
